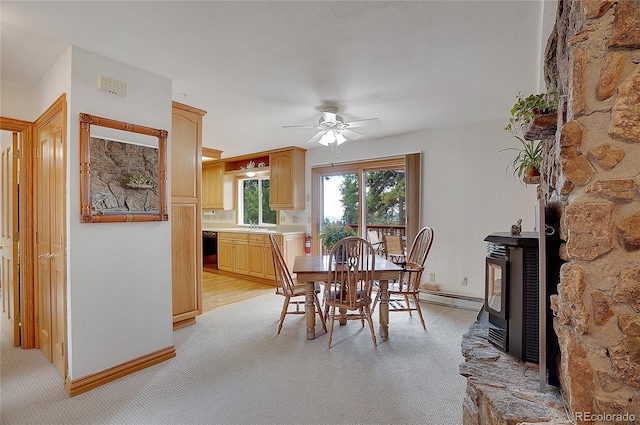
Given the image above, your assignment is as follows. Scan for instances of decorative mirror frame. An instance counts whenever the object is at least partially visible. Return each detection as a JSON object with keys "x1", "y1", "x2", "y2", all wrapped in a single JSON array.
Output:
[{"x1": 79, "y1": 113, "x2": 168, "y2": 223}]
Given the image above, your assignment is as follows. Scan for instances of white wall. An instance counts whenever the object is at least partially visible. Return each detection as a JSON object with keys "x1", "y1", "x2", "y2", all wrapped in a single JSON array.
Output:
[
  {"x1": 305, "y1": 119, "x2": 538, "y2": 299},
  {"x1": 36, "y1": 46, "x2": 174, "y2": 380},
  {"x1": 0, "y1": 81, "x2": 37, "y2": 120}
]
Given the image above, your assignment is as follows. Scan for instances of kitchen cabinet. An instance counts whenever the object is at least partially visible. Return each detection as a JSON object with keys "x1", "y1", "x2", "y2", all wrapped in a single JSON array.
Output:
[
  {"x1": 217, "y1": 231, "x2": 304, "y2": 284},
  {"x1": 203, "y1": 147, "x2": 305, "y2": 211},
  {"x1": 248, "y1": 234, "x2": 281, "y2": 280},
  {"x1": 217, "y1": 232, "x2": 249, "y2": 274},
  {"x1": 202, "y1": 162, "x2": 225, "y2": 209},
  {"x1": 171, "y1": 102, "x2": 206, "y2": 329},
  {"x1": 269, "y1": 147, "x2": 306, "y2": 210}
]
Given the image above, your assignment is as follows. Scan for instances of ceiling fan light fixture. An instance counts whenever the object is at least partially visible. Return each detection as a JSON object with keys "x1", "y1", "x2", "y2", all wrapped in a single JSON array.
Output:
[
  {"x1": 318, "y1": 131, "x2": 333, "y2": 146},
  {"x1": 284, "y1": 106, "x2": 380, "y2": 147}
]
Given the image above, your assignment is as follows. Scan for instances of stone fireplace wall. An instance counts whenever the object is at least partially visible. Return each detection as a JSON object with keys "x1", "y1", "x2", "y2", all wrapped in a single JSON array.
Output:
[{"x1": 543, "y1": 0, "x2": 640, "y2": 422}]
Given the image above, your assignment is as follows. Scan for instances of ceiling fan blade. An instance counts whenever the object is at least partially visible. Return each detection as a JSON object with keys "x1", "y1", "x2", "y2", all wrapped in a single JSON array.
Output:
[
  {"x1": 282, "y1": 124, "x2": 320, "y2": 129},
  {"x1": 344, "y1": 117, "x2": 381, "y2": 128},
  {"x1": 304, "y1": 131, "x2": 324, "y2": 144},
  {"x1": 341, "y1": 128, "x2": 364, "y2": 140},
  {"x1": 322, "y1": 111, "x2": 337, "y2": 124}
]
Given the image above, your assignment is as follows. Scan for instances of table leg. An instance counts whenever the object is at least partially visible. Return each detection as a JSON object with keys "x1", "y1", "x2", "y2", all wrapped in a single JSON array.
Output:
[
  {"x1": 378, "y1": 279, "x2": 389, "y2": 339},
  {"x1": 305, "y1": 281, "x2": 316, "y2": 340}
]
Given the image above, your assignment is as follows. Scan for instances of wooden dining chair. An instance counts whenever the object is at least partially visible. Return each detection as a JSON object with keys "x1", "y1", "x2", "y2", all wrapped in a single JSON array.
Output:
[
  {"x1": 269, "y1": 234, "x2": 326, "y2": 334},
  {"x1": 372, "y1": 227, "x2": 434, "y2": 330},
  {"x1": 324, "y1": 237, "x2": 377, "y2": 348},
  {"x1": 382, "y1": 233, "x2": 406, "y2": 266}
]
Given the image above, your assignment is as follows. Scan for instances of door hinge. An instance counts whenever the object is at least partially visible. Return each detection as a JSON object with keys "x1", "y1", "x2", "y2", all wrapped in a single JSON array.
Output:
[
  {"x1": 13, "y1": 149, "x2": 20, "y2": 160},
  {"x1": 13, "y1": 232, "x2": 19, "y2": 242},
  {"x1": 35, "y1": 147, "x2": 39, "y2": 159},
  {"x1": 60, "y1": 342, "x2": 64, "y2": 357},
  {"x1": 35, "y1": 231, "x2": 38, "y2": 244},
  {"x1": 35, "y1": 315, "x2": 39, "y2": 327},
  {"x1": 16, "y1": 312, "x2": 21, "y2": 327}
]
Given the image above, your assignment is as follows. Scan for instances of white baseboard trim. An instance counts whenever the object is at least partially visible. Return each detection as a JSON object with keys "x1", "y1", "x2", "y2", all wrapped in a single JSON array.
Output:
[{"x1": 418, "y1": 290, "x2": 483, "y2": 312}]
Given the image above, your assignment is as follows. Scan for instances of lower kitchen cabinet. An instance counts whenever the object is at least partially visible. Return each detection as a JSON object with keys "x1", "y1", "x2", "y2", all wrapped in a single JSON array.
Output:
[
  {"x1": 218, "y1": 232, "x2": 304, "y2": 284},
  {"x1": 217, "y1": 233, "x2": 249, "y2": 274}
]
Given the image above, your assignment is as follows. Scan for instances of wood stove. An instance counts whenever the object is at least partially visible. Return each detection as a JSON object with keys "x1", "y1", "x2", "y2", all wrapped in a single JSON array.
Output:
[{"x1": 480, "y1": 232, "x2": 539, "y2": 364}]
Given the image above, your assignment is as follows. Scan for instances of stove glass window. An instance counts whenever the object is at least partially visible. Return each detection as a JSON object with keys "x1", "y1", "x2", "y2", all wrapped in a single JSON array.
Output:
[{"x1": 487, "y1": 262, "x2": 503, "y2": 313}]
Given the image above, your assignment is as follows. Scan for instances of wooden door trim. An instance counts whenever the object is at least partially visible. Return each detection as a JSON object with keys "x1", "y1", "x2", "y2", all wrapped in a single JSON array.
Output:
[{"x1": 0, "y1": 116, "x2": 35, "y2": 348}]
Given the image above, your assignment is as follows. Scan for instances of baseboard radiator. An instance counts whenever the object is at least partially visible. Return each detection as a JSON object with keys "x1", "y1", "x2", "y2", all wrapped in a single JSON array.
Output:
[{"x1": 418, "y1": 290, "x2": 483, "y2": 311}]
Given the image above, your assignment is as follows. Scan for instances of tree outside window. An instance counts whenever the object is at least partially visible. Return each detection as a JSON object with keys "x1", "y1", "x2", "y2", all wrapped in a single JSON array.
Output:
[{"x1": 240, "y1": 177, "x2": 276, "y2": 225}]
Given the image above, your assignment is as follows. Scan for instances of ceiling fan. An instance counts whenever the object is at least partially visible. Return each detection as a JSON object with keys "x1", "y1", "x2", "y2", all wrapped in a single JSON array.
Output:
[{"x1": 283, "y1": 106, "x2": 381, "y2": 146}]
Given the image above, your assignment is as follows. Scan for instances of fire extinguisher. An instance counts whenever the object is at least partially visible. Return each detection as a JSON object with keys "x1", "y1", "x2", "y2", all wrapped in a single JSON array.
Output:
[{"x1": 305, "y1": 234, "x2": 311, "y2": 254}]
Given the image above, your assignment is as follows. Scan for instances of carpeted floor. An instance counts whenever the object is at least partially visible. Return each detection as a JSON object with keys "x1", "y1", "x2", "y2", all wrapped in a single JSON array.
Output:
[{"x1": 1, "y1": 294, "x2": 477, "y2": 425}]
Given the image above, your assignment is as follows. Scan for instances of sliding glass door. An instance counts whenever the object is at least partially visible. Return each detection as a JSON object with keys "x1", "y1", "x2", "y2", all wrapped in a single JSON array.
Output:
[{"x1": 312, "y1": 155, "x2": 419, "y2": 255}]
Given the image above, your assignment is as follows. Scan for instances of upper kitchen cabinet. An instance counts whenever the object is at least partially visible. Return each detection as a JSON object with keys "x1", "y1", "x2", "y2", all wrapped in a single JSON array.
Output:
[
  {"x1": 202, "y1": 161, "x2": 225, "y2": 209},
  {"x1": 269, "y1": 147, "x2": 306, "y2": 210},
  {"x1": 202, "y1": 146, "x2": 306, "y2": 211}
]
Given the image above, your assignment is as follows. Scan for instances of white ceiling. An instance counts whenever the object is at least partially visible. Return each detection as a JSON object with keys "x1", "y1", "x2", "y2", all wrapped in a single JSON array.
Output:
[{"x1": 1, "y1": 1, "x2": 555, "y2": 157}]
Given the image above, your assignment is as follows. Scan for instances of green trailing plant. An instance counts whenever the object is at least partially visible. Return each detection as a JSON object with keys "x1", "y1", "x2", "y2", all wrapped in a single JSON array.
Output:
[
  {"x1": 502, "y1": 89, "x2": 556, "y2": 181},
  {"x1": 500, "y1": 136, "x2": 543, "y2": 179},
  {"x1": 504, "y1": 89, "x2": 558, "y2": 135},
  {"x1": 318, "y1": 221, "x2": 356, "y2": 251},
  {"x1": 122, "y1": 172, "x2": 155, "y2": 188}
]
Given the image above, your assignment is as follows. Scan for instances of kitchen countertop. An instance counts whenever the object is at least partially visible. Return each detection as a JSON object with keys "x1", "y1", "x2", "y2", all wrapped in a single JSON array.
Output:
[{"x1": 202, "y1": 226, "x2": 305, "y2": 235}]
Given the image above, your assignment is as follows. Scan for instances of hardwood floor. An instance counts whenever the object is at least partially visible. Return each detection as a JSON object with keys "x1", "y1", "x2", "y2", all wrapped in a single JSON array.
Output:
[{"x1": 202, "y1": 271, "x2": 274, "y2": 313}]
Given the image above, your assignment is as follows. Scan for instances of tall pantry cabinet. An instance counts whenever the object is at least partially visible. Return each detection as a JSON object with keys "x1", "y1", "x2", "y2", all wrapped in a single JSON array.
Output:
[{"x1": 171, "y1": 102, "x2": 206, "y2": 329}]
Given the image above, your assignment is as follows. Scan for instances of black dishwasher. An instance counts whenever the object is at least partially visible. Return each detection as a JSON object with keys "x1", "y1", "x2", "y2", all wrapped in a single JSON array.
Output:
[{"x1": 203, "y1": 231, "x2": 218, "y2": 269}]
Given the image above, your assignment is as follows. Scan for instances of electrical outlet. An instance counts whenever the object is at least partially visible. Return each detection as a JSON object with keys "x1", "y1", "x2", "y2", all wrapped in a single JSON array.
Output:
[
  {"x1": 429, "y1": 273, "x2": 436, "y2": 282},
  {"x1": 461, "y1": 276, "x2": 468, "y2": 286}
]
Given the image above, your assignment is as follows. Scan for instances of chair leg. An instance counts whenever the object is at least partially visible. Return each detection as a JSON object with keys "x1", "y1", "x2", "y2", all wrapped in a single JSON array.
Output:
[
  {"x1": 371, "y1": 289, "x2": 380, "y2": 315},
  {"x1": 327, "y1": 306, "x2": 336, "y2": 349},
  {"x1": 364, "y1": 306, "x2": 377, "y2": 347},
  {"x1": 410, "y1": 294, "x2": 427, "y2": 330},
  {"x1": 278, "y1": 297, "x2": 290, "y2": 334},
  {"x1": 404, "y1": 294, "x2": 412, "y2": 316},
  {"x1": 314, "y1": 294, "x2": 327, "y2": 332}
]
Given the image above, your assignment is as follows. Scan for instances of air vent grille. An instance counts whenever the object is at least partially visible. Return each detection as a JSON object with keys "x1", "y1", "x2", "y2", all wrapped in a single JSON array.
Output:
[{"x1": 487, "y1": 242, "x2": 507, "y2": 259}]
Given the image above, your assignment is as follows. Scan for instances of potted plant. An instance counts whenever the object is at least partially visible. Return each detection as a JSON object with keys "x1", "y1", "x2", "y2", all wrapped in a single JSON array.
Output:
[
  {"x1": 500, "y1": 136, "x2": 543, "y2": 183},
  {"x1": 318, "y1": 221, "x2": 356, "y2": 252},
  {"x1": 504, "y1": 89, "x2": 558, "y2": 135},
  {"x1": 502, "y1": 89, "x2": 557, "y2": 184}
]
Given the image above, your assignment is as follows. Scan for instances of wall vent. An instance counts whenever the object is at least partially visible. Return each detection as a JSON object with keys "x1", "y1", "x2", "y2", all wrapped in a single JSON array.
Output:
[{"x1": 97, "y1": 75, "x2": 127, "y2": 97}]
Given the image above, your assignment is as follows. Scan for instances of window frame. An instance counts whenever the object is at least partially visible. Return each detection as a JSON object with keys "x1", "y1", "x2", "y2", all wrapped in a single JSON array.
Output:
[
  {"x1": 310, "y1": 154, "x2": 421, "y2": 255},
  {"x1": 236, "y1": 175, "x2": 276, "y2": 227}
]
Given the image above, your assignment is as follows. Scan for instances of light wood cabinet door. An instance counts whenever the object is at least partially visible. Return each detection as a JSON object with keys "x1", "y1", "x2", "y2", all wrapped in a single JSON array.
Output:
[
  {"x1": 217, "y1": 238, "x2": 234, "y2": 272},
  {"x1": 248, "y1": 239, "x2": 265, "y2": 278},
  {"x1": 202, "y1": 162, "x2": 225, "y2": 209},
  {"x1": 171, "y1": 102, "x2": 206, "y2": 329},
  {"x1": 269, "y1": 148, "x2": 305, "y2": 210},
  {"x1": 233, "y1": 240, "x2": 249, "y2": 274}
]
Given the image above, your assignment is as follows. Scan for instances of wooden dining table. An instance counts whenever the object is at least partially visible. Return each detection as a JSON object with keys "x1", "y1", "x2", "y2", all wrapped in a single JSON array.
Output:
[{"x1": 292, "y1": 254, "x2": 403, "y2": 340}]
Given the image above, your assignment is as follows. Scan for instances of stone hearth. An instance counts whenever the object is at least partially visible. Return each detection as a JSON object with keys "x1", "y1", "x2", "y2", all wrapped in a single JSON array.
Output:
[{"x1": 460, "y1": 322, "x2": 570, "y2": 425}]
